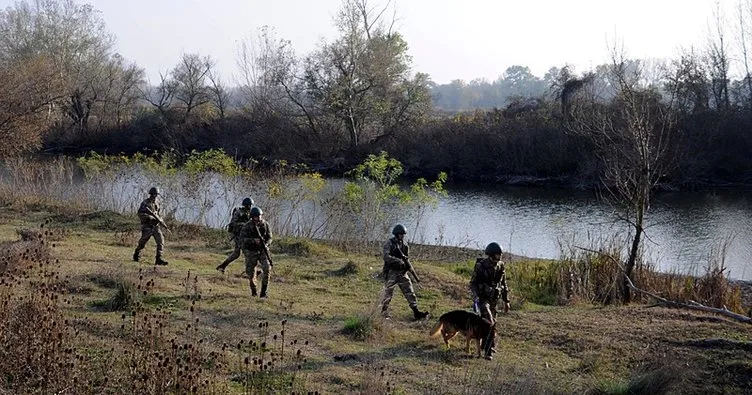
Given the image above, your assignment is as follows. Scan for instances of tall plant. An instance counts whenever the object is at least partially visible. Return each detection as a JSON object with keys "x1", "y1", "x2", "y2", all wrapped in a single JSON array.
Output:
[{"x1": 331, "y1": 151, "x2": 446, "y2": 246}]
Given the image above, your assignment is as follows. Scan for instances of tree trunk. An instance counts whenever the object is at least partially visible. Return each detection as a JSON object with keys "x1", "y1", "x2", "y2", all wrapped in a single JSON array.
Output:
[
  {"x1": 347, "y1": 108, "x2": 358, "y2": 154},
  {"x1": 66, "y1": 90, "x2": 92, "y2": 138},
  {"x1": 623, "y1": 193, "x2": 646, "y2": 304}
]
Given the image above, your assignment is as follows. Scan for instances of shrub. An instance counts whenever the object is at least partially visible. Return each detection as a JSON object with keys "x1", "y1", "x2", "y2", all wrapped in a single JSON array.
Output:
[
  {"x1": 343, "y1": 314, "x2": 378, "y2": 340},
  {"x1": 106, "y1": 280, "x2": 138, "y2": 311},
  {"x1": 274, "y1": 238, "x2": 315, "y2": 257}
]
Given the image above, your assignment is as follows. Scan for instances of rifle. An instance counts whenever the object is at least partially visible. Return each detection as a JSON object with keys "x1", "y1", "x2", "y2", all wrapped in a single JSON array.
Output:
[
  {"x1": 393, "y1": 242, "x2": 420, "y2": 283},
  {"x1": 252, "y1": 221, "x2": 273, "y2": 267},
  {"x1": 143, "y1": 207, "x2": 172, "y2": 234}
]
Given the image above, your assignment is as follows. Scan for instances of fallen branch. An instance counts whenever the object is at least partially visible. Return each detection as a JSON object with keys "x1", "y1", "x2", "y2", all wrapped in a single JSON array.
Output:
[
  {"x1": 627, "y1": 279, "x2": 752, "y2": 324},
  {"x1": 575, "y1": 246, "x2": 752, "y2": 324}
]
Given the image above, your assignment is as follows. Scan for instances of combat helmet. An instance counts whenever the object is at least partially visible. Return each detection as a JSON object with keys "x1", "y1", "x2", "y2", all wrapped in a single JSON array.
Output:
[
  {"x1": 485, "y1": 242, "x2": 502, "y2": 256},
  {"x1": 392, "y1": 224, "x2": 407, "y2": 235},
  {"x1": 250, "y1": 206, "x2": 263, "y2": 217},
  {"x1": 242, "y1": 197, "x2": 254, "y2": 207}
]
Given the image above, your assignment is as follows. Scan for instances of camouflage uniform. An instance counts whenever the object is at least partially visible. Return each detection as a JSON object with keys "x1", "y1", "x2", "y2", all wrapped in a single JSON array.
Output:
[
  {"x1": 470, "y1": 256, "x2": 509, "y2": 358},
  {"x1": 380, "y1": 236, "x2": 427, "y2": 319},
  {"x1": 216, "y1": 205, "x2": 252, "y2": 272},
  {"x1": 134, "y1": 195, "x2": 167, "y2": 265},
  {"x1": 470, "y1": 257, "x2": 509, "y2": 323},
  {"x1": 239, "y1": 218, "x2": 273, "y2": 297}
]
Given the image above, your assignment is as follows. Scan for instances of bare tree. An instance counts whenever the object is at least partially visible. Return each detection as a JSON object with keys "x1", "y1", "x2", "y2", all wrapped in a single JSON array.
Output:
[
  {"x1": 171, "y1": 53, "x2": 214, "y2": 121},
  {"x1": 707, "y1": 1, "x2": 731, "y2": 111},
  {"x1": 561, "y1": 47, "x2": 678, "y2": 303},
  {"x1": 237, "y1": 26, "x2": 321, "y2": 136},
  {"x1": 236, "y1": 26, "x2": 278, "y2": 112},
  {"x1": 0, "y1": 56, "x2": 63, "y2": 157},
  {"x1": 92, "y1": 54, "x2": 145, "y2": 129},
  {"x1": 112, "y1": 58, "x2": 146, "y2": 126},
  {"x1": 666, "y1": 50, "x2": 710, "y2": 114},
  {"x1": 207, "y1": 70, "x2": 229, "y2": 119},
  {"x1": 736, "y1": 0, "x2": 752, "y2": 108},
  {"x1": 141, "y1": 71, "x2": 176, "y2": 117}
]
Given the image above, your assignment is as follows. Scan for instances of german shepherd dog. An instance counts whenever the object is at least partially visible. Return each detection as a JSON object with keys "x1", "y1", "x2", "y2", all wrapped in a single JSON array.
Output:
[{"x1": 429, "y1": 310, "x2": 495, "y2": 358}]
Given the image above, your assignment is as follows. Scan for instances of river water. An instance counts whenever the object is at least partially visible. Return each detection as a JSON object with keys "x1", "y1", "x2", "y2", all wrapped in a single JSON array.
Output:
[
  {"x1": 4, "y1": 162, "x2": 750, "y2": 280},
  {"x1": 413, "y1": 185, "x2": 752, "y2": 281},
  {"x1": 179, "y1": 177, "x2": 752, "y2": 281}
]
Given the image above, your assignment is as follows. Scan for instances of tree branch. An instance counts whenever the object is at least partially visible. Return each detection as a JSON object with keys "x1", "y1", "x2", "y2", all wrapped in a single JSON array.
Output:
[{"x1": 575, "y1": 246, "x2": 751, "y2": 324}]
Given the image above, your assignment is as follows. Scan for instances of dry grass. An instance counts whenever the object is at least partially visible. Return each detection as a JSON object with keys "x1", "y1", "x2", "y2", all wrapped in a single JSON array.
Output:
[
  {"x1": 0, "y1": 205, "x2": 750, "y2": 394},
  {"x1": 549, "y1": 240, "x2": 745, "y2": 312}
]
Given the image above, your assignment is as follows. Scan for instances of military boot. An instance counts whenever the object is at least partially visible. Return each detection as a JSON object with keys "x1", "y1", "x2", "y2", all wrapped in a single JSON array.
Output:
[
  {"x1": 250, "y1": 284, "x2": 258, "y2": 297},
  {"x1": 155, "y1": 255, "x2": 168, "y2": 266},
  {"x1": 132, "y1": 249, "x2": 140, "y2": 262},
  {"x1": 411, "y1": 306, "x2": 429, "y2": 320},
  {"x1": 381, "y1": 304, "x2": 391, "y2": 319},
  {"x1": 259, "y1": 283, "x2": 268, "y2": 299}
]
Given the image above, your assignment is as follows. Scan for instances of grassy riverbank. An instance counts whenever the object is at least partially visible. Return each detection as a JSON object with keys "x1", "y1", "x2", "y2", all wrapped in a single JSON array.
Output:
[{"x1": 0, "y1": 203, "x2": 750, "y2": 394}]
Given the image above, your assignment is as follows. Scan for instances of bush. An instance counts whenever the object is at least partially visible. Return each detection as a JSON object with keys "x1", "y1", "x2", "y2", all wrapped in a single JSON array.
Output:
[
  {"x1": 343, "y1": 314, "x2": 378, "y2": 340},
  {"x1": 88, "y1": 267, "x2": 152, "y2": 312},
  {"x1": 106, "y1": 280, "x2": 138, "y2": 311},
  {"x1": 274, "y1": 237, "x2": 316, "y2": 257}
]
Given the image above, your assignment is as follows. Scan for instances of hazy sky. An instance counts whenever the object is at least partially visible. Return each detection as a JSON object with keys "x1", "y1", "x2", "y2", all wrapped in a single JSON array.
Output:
[{"x1": 1, "y1": 0, "x2": 725, "y2": 84}]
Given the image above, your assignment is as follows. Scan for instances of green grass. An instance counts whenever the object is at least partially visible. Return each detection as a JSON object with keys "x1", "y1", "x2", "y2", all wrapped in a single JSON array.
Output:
[
  {"x1": 342, "y1": 314, "x2": 378, "y2": 340},
  {"x1": 0, "y1": 204, "x2": 750, "y2": 394}
]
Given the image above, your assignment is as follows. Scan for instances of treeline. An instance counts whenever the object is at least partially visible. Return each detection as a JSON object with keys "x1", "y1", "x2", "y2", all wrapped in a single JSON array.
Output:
[
  {"x1": 2, "y1": 0, "x2": 752, "y2": 188},
  {"x1": 429, "y1": 65, "x2": 552, "y2": 111}
]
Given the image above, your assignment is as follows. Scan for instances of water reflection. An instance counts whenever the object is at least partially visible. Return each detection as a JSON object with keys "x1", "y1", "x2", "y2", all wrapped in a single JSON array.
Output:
[{"x1": 407, "y1": 185, "x2": 752, "y2": 280}]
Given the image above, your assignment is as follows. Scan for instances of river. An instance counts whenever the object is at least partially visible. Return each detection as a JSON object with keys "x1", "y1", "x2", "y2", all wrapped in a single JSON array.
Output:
[
  {"x1": 413, "y1": 184, "x2": 752, "y2": 281},
  {"x1": 173, "y1": 177, "x2": 752, "y2": 281},
  {"x1": 4, "y1": 162, "x2": 750, "y2": 280}
]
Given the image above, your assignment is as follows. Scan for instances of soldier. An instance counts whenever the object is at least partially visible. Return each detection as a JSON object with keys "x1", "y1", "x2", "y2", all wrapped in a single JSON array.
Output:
[
  {"x1": 133, "y1": 187, "x2": 169, "y2": 266},
  {"x1": 470, "y1": 242, "x2": 510, "y2": 360},
  {"x1": 380, "y1": 224, "x2": 429, "y2": 320},
  {"x1": 239, "y1": 206, "x2": 273, "y2": 298},
  {"x1": 216, "y1": 197, "x2": 255, "y2": 273}
]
